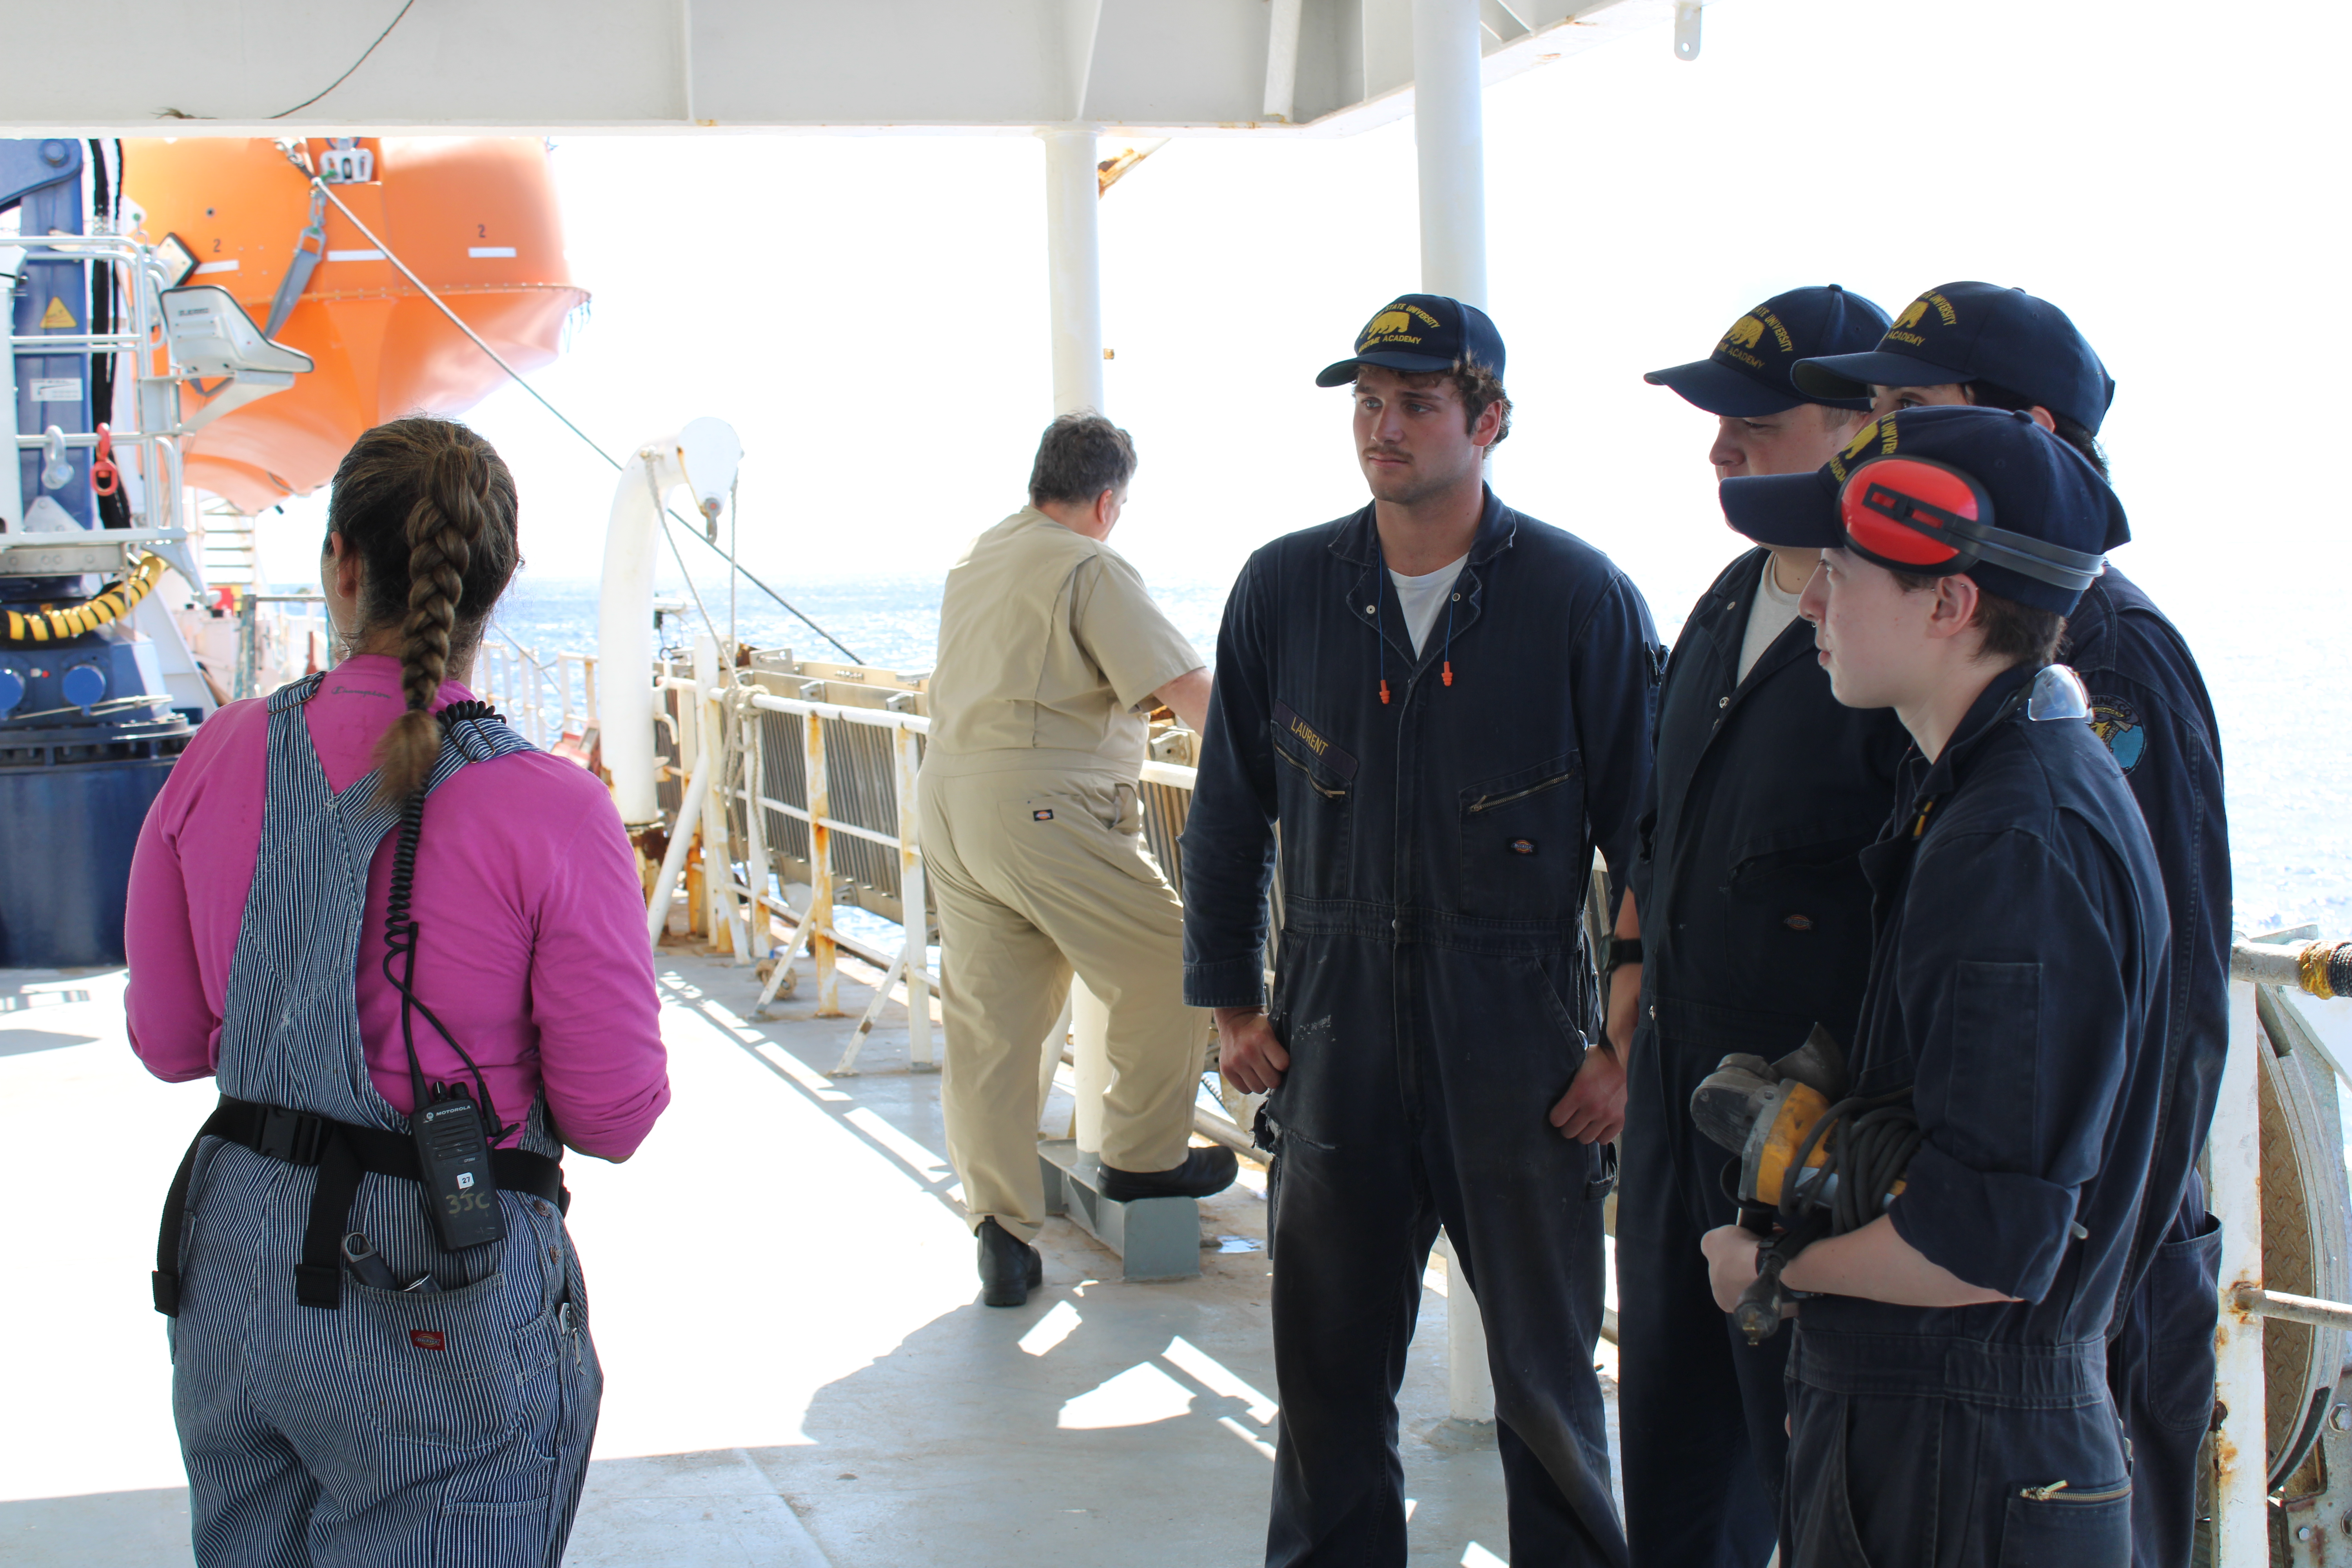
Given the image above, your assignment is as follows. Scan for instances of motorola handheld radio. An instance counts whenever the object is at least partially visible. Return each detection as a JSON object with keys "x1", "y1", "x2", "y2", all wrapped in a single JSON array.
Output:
[
  {"x1": 383, "y1": 704, "x2": 510, "y2": 1255},
  {"x1": 413, "y1": 1083, "x2": 504, "y2": 1251}
]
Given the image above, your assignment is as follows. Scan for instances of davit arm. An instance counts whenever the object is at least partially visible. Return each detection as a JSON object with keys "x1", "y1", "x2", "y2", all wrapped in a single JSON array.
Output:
[{"x1": 596, "y1": 417, "x2": 742, "y2": 829}]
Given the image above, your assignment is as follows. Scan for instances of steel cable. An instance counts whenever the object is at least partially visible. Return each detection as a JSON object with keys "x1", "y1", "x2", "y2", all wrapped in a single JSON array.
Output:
[{"x1": 289, "y1": 157, "x2": 865, "y2": 664}]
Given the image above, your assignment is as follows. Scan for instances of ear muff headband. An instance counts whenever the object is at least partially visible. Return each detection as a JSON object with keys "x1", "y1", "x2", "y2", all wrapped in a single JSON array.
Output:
[{"x1": 1838, "y1": 456, "x2": 2106, "y2": 592}]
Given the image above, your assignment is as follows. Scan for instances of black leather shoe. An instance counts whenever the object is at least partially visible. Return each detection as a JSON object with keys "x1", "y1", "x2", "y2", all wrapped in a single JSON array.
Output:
[
  {"x1": 1098, "y1": 1145, "x2": 1240, "y2": 1203},
  {"x1": 977, "y1": 1218, "x2": 1043, "y2": 1308}
]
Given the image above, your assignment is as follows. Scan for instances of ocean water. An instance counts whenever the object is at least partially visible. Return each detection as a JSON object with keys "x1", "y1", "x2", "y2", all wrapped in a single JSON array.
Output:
[{"x1": 486, "y1": 568, "x2": 2349, "y2": 946}]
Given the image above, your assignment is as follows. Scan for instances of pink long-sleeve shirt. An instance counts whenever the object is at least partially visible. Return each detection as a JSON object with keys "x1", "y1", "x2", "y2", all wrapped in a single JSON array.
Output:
[{"x1": 126, "y1": 655, "x2": 670, "y2": 1158}]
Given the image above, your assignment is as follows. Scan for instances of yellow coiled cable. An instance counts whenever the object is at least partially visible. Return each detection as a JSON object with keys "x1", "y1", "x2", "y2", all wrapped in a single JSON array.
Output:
[{"x1": 4, "y1": 551, "x2": 169, "y2": 645}]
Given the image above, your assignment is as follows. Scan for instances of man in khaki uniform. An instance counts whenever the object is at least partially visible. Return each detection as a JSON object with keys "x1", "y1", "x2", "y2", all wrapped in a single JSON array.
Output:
[{"x1": 922, "y1": 412, "x2": 1237, "y2": 1307}]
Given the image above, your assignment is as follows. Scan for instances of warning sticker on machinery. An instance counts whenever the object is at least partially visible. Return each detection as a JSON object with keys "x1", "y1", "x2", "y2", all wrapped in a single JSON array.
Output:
[
  {"x1": 38, "y1": 297, "x2": 76, "y2": 330},
  {"x1": 29, "y1": 379, "x2": 82, "y2": 403}
]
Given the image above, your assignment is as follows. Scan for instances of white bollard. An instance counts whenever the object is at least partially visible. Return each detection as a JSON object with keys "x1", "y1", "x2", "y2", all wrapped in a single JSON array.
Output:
[{"x1": 1438, "y1": 1231, "x2": 1496, "y2": 1425}]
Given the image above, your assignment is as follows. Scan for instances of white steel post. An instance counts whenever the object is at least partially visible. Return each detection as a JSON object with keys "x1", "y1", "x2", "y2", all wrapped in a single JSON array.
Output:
[
  {"x1": 1042, "y1": 130, "x2": 1106, "y2": 416},
  {"x1": 1262, "y1": 0, "x2": 1304, "y2": 122},
  {"x1": 739, "y1": 697, "x2": 771, "y2": 968},
  {"x1": 1437, "y1": 1233, "x2": 1496, "y2": 1423},
  {"x1": 804, "y1": 706, "x2": 843, "y2": 1017},
  {"x1": 2209, "y1": 973, "x2": 2267, "y2": 1557},
  {"x1": 895, "y1": 723, "x2": 935, "y2": 1069},
  {"x1": 1412, "y1": 0, "x2": 1488, "y2": 310},
  {"x1": 1414, "y1": 0, "x2": 1499, "y2": 1427},
  {"x1": 1041, "y1": 127, "x2": 1116, "y2": 1146},
  {"x1": 1071, "y1": 979, "x2": 1111, "y2": 1156},
  {"x1": 693, "y1": 634, "x2": 744, "y2": 958}
]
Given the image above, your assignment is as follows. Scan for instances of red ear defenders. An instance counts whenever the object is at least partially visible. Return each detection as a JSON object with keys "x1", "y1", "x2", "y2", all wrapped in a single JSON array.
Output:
[{"x1": 1838, "y1": 456, "x2": 2105, "y2": 593}]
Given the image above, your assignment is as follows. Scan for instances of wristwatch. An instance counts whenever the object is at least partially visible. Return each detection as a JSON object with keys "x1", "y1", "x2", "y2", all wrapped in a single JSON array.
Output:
[{"x1": 1607, "y1": 937, "x2": 1644, "y2": 971}]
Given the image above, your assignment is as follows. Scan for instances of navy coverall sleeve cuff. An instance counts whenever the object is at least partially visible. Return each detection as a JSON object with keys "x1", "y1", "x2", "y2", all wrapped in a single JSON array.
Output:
[
  {"x1": 1889, "y1": 1141, "x2": 2079, "y2": 1303},
  {"x1": 1184, "y1": 959, "x2": 1265, "y2": 1011}
]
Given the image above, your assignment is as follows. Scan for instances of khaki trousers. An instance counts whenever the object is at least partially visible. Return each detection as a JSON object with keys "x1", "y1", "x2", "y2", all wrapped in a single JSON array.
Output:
[{"x1": 920, "y1": 764, "x2": 1206, "y2": 1242}]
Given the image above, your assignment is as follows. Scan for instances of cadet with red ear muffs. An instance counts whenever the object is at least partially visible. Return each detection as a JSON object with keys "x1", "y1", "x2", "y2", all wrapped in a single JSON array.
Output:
[
  {"x1": 1704, "y1": 405, "x2": 2167, "y2": 1566},
  {"x1": 1183, "y1": 295, "x2": 1660, "y2": 1568},
  {"x1": 126, "y1": 417, "x2": 671, "y2": 1567},
  {"x1": 1619, "y1": 285, "x2": 1914, "y2": 1568},
  {"x1": 1798, "y1": 288, "x2": 2227, "y2": 1568}
]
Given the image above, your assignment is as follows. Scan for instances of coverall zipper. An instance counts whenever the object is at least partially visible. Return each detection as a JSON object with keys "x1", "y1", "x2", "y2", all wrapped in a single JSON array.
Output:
[
  {"x1": 1466, "y1": 771, "x2": 1575, "y2": 814},
  {"x1": 1275, "y1": 744, "x2": 1347, "y2": 799}
]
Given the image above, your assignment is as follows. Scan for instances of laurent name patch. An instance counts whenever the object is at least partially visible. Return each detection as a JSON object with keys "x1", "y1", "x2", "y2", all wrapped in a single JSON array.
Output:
[{"x1": 1271, "y1": 701, "x2": 1358, "y2": 781}]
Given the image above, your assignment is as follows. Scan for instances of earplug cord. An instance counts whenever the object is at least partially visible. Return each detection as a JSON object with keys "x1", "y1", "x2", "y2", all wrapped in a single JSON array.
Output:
[
  {"x1": 379, "y1": 701, "x2": 510, "y2": 1140},
  {"x1": 1376, "y1": 542, "x2": 1464, "y2": 701},
  {"x1": 1441, "y1": 583, "x2": 1456, "y2": 688}
]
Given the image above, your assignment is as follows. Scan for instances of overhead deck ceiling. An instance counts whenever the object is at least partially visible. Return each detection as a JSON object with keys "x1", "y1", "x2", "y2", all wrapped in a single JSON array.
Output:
[{"x1": 12, "y1": 0, "x2": 1695, "y2": 138}]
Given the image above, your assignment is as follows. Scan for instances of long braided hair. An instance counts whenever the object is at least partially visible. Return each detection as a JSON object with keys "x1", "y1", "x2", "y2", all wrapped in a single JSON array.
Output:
[{"x1": 324, "y1": 417, "x2": 520, "y2": 802}]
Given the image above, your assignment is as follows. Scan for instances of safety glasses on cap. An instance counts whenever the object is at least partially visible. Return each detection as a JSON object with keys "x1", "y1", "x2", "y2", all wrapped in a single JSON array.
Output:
[{"x1": 1837, "y1": 456, "x2": 2105, "y2": 593}]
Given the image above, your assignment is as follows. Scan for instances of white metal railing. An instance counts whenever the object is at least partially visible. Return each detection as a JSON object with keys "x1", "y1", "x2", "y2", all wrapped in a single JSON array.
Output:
[
  {"x1": 475, "y1": 632, "x2": 597, "y2": 751},
  {"x1": 625, "y1": 637, "x2": 1201, "y2": 1087}
]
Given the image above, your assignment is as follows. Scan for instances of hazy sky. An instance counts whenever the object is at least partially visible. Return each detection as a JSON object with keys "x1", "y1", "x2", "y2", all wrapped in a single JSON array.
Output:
[{"x1": 254, "y1": 0, "x2": 2350, "y2": 664}]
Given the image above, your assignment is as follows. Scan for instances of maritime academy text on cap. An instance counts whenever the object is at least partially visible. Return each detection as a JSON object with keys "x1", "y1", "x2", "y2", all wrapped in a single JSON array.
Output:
[
  {"x1": 1717, "y1": 404, "x2": 2127, "y2": 615},
  {"x1": 1791, "y1": 281, "x2": 2118, "y2": 436},
  {"x1": 1316, "y1": 294, "x2": 1505, "y2": 387},
  {"x1": 1644, "y1": 284, "x2": 1890, "y2": 417}
]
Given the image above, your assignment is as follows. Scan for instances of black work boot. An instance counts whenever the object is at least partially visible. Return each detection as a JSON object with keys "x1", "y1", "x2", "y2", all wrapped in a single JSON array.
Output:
[
  {"x1": 1099, "y1": 1145, "x2": 1240, "y2": 1203},
  {"x1": 976, "y1": 1218, "x2": 1043, "y2": 1308}
]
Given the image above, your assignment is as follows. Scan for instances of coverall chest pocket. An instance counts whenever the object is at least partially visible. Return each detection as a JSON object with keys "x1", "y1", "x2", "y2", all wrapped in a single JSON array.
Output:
[
  {"x1": 1457, "y1": 755, "x2": 1583, "y2": 919},
  {"x1": 1722, "y1": 822, "x2": 1877, "y2": 1004},
  {"x1": 1269, "y1": 704, "x2": 1354, "y2": 900}
]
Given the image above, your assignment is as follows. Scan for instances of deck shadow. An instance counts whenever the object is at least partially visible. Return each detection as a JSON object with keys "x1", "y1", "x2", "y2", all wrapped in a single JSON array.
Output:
[{"x1": 0, "y1": 1484, "x2": 191, "y2": 1566}]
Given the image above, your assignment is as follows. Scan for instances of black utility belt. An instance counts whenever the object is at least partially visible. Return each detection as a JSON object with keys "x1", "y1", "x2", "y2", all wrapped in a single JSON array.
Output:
[{"x1": 152, "y1": 1094, "x2": 567, "y2": 1318}]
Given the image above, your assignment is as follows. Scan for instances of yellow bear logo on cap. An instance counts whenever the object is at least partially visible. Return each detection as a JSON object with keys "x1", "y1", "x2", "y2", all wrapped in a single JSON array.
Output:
[
  {"x1": 1895, "y1": 299, "x2": 1931, "y2": 331},
  {"x1": 1724, "y1": 316, "x2": 1766, "y2": 350},
  {"x1": 1829, "y1": 416, "x2": 1896, "y2": 482},
  {"x1": 1363, "y1": 308, "x2": 1413, "y2": 343}
]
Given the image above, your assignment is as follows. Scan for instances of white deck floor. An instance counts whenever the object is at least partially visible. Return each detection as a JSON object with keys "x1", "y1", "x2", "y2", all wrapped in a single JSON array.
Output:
[{"x1": 2, "y1": 944, "x2": 1620, "y2": 1566}]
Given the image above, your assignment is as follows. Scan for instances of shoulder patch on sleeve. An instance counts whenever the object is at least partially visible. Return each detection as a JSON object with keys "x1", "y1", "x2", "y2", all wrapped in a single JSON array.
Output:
[{"x1": 2089, "y1": 695, "x2": 2145, "y2": 772}]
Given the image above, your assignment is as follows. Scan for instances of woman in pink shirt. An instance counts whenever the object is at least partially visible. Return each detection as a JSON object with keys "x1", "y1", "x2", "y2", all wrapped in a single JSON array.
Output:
[{"x1": 127, "y1": 417, "x2": 669, "y2": 1567}]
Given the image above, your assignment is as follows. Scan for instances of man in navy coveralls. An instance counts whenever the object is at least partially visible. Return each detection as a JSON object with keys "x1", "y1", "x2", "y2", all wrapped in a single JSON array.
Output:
[
  {"x1": 1182, "y1": 295, "x2": 1659, "y2": 1568},
  {"x1": 1617, "y1": 285, "x2": 1912, "y2": 1568}
]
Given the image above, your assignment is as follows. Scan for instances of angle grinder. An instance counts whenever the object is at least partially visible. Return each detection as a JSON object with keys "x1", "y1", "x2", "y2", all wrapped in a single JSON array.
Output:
[{"x1": 1689, "y1": 1025, "x2": 1916, "y2": 1343}]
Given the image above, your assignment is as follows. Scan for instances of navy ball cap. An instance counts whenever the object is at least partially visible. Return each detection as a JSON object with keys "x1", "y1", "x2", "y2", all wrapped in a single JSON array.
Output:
[
  {"x1": 1792, "y1": 282, "x2": 2118, "y2": 436},
  {"x1": 1644, "y1": 285, "x2": 1891, "y2": 417},
  {"x1": 1318, "y1": 294, "x2": 1505, "y2": 387},
  {"x1": 1718, "y1": 404, "x2": 2128, "y2": 615}
]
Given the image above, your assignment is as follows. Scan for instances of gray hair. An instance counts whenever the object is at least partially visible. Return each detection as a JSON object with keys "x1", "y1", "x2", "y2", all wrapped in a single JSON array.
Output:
[{"x1": 1027, "y1": 412, "x2": 1137, "y2": 509}]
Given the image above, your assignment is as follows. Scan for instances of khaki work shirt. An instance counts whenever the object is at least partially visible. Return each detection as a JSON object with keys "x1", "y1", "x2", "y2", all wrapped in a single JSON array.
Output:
[{"x1": 925, "y1": 507, "x2": 1201, "y2": 780}]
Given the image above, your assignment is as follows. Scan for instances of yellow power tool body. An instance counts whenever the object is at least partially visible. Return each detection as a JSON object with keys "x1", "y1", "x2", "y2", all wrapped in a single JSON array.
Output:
[{"x1": 1689, "y1": 1025, "x2": 1915, "y2": 1341}]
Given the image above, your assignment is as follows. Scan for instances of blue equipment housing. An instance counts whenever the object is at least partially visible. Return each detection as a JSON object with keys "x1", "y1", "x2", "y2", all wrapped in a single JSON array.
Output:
[{"x1": 2, "y1": 138, "x2": 194, "y2": 968}]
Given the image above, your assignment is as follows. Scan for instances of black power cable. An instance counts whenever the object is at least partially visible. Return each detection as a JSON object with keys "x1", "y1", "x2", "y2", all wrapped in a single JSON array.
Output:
[
  {"x1": 1776, "y1": 1085, "x2": 1918, "y2": 1236},
  {"x1": 269, "y1": 0, "x2": 419, "y2": 119},
  {"x1": 1733, "y1": 1085, "x2": 1921, "y2": 1344},
  {"x1": 86, "y1": 139, "x2": 134, "y2": 530}
]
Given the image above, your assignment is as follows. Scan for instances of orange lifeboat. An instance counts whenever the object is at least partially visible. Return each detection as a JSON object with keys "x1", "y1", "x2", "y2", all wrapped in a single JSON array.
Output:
[{"x1": 122, "y1": 136, "x2": 586, "y2": 514}]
